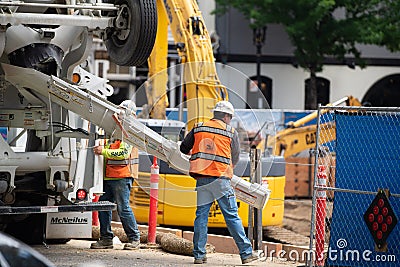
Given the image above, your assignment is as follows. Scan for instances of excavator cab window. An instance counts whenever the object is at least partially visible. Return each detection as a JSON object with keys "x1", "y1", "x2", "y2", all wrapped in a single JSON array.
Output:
[
  {"x1": 138, "y1": 119, "x2": 185, "y2": 142},
  {"x1": 149, "y1": 126, "x2": 184, "y2": 142}
]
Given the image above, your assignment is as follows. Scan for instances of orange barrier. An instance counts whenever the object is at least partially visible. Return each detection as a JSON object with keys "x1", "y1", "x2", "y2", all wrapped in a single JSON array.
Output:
[{"x1": 148, "y1": 157, "x2": 159, "y2": 244}]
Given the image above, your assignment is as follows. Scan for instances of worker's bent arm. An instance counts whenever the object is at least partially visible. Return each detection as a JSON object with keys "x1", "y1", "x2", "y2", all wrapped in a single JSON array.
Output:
[{"x1": 180, "y1": 130, "x2": 195, "y2": 155}]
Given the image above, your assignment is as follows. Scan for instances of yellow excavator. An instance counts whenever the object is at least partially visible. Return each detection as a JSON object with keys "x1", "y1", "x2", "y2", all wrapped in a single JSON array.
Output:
[
  {"x1": 130, "y1": 0, "x2": 285, "y2": 228},
  {"x1": 265, "y1": 95, "x2": 362, "y2": 158}
]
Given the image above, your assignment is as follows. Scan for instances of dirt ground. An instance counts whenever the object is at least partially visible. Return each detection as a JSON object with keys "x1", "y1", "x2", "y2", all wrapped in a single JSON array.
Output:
[
  {"x1": 283, "y1": 199, "x2": 313, "y2": 238},
  {"x1": 261, "y1": 198, "x2": 312, "y2": 247}
]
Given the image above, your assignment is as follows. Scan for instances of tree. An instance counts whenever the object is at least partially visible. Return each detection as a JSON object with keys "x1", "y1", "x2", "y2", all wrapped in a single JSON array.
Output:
[
  {"x1": 214, "y1": 0, "x2": 383, "y2": 109},
  {"x1": 376, "y1": 0, "x2": 400, "y2": 53}
]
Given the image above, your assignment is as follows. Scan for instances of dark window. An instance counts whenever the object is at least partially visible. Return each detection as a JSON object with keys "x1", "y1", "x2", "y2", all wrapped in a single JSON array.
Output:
[
  {"x1": 305, "y1": 77, "x2": 330, "y2": 109},
  {"x1": 247, "y1": 75, "x2": 272, "y2": 109},
  {"x1": 363, "y1": 74, "x2": 400, "y2": 107}
]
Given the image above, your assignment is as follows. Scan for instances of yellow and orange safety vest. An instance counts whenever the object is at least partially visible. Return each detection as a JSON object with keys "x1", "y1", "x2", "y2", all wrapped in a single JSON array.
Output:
[{"x1": 103, "y1": 139, "x2": 139, "y2": 179}]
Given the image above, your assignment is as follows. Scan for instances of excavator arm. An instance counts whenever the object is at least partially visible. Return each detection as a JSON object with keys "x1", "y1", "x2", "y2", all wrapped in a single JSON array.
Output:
[
  {"x1": 267, "y1": 122, "x2": 336, "y2": 158},
  {"x1": 146, "y1": 0, "x2": 228, "y2": 129},
  {"x1": 266, "y1": 96, "x2": 362, "y2": 158}
]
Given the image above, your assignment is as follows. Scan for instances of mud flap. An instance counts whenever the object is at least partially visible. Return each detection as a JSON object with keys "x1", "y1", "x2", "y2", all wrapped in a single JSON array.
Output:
[{"x1": 46, "y1": 211, "x2": 92, "y2": 239}]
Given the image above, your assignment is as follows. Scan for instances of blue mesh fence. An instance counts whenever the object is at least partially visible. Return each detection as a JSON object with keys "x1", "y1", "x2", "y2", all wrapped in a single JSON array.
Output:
[{"x1": 308, "y1": 107, "x2": 400, "y2": 267}]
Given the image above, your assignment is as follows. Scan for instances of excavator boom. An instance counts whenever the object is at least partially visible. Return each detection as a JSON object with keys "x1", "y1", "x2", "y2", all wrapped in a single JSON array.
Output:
[
  {"x1": 147, "y1": 0, "x2": 228, "y2": 129},
  {"x1": 267, "y1": 95, "x2": 362, "y2": 158}
]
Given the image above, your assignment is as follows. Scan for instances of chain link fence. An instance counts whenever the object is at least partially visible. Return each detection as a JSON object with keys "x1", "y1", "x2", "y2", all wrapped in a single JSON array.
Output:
[{"x1": 308, "y1": 106, "x2": 400, "y2": 267}]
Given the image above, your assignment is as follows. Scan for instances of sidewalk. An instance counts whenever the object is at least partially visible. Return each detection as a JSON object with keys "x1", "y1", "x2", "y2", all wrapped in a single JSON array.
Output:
[
  {"x1": 35, "y1": 239, "x2": 303, "y2": 267},
  {"x1": 35, "y1": 222, "x2": 309, "y2": 267}
]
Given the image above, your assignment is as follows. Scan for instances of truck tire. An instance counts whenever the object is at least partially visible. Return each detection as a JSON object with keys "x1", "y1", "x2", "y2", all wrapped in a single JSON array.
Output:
[{"x1": 105, "y1": 0, "x2": 157, "y2": 66}]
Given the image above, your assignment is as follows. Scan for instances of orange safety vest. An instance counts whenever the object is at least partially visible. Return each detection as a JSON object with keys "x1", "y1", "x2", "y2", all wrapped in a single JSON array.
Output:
[
  {"x1": 189, "y1": 119, "x2": 234, "y2": 178},
  {"x1": 105, "y1": 140, "x2": 139, "y2": 179}
]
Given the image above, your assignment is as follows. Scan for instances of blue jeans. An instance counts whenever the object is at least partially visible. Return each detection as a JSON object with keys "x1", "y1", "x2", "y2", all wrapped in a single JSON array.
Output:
[
  {"x1": 99, "y1": 178, "x2": 140, "y2": 241},
  {"x1": 193, "y1": 178, "x2": 253, "y2": 260}
]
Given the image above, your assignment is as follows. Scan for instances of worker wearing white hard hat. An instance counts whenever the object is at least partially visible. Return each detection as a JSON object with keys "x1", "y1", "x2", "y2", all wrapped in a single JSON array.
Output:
[
  {"x1": 91, "y1": 99, "x2": 140, "y2": 250},
  {"x1": 119, "y1": 99, "x2": 137, "y2": 116},
  {"x1": 180, "y1": 100, "x2": 259, "y2": 264},
  {"x1": 212, "y1": 100, "x2": 235, "y2": 116}
]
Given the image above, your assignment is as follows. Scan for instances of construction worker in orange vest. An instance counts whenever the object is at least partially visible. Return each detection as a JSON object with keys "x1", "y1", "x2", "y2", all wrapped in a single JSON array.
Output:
[
  {"x1": 180, "y1": 101, "x2": 259, "y2": 264},
  {"x1": 91, "y1": 99, "x2": 140, "y2": 250}
]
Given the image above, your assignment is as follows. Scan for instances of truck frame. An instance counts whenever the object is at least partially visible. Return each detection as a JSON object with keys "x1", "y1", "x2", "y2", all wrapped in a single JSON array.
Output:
[{"x1": 0, "y1": 0, "x2": 158, "y2": 243}]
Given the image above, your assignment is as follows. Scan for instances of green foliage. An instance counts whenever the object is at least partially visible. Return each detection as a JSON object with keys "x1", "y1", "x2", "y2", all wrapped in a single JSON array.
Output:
[
  {"x1": 214, "y1": 0, "x2": 397, "y2": 108},
  {"x1": 378, "y1": 0, "x2": 400, "y2": 52},
  {"x1": 215, "y1": 0, "x2": 387, "y2": 72}
]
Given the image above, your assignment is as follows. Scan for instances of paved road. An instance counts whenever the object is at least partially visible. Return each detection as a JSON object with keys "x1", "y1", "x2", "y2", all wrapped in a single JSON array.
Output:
[{"x1": 32, "y1": 239, "x2": 302, "y2": 267}]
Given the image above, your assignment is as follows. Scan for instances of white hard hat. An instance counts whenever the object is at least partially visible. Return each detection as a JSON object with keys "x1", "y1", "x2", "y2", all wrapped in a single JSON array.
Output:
[
  {"x1": 119, "y1": 100, "x2": 137, "y2": 115},
  {"x1": 213, "y1": 101, "x2": 234, "y2": 116}
]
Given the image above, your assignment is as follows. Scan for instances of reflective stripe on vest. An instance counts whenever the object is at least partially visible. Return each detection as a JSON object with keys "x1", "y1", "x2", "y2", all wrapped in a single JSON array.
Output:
[
  {"x1": 129, "y1": 147, "x2": 139, "y2": 179},
  {"x1": 189, "y1": 119, "x2": 234, "y2": 178},
  {"x1": 193, "y1": 124, "x2": 234, "y2": 138},
  {"x1": 190, "y1": 152, "x2": 231, "y2": 165},
  {"x1": 107, "y1": 158, "x2": 139, "y2": 165}
]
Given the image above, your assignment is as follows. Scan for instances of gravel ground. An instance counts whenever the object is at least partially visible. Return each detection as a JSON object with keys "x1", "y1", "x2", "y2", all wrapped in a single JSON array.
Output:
[{"x1": 32, "y1": 239, "x2": 302, "y2": 267}]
